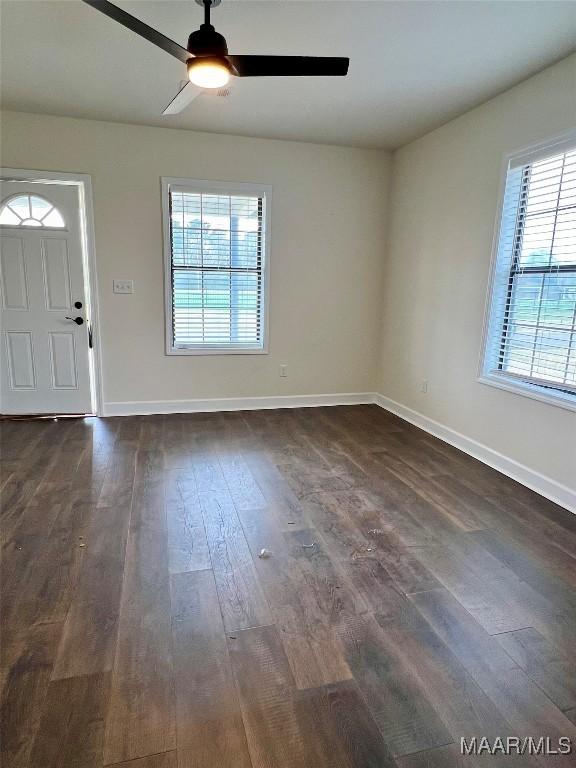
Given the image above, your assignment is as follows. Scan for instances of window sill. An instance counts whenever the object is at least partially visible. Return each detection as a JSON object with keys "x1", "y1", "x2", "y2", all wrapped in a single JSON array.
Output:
[
  {"x1": 478, "y1": 373, "x2": 576, "y2": 413},
  {"x1": 167, "y1": 346, "x2": 268, "y2": 356}
]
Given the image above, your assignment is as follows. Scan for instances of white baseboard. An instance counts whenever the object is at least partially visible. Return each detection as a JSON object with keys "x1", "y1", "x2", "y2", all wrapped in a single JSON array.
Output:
[
  {"x1": 374, "y1": 393, "x2": 575, "y2": 514},
  {"x1": 103, "y1": 392, "x2": 375, "y2": 417}
]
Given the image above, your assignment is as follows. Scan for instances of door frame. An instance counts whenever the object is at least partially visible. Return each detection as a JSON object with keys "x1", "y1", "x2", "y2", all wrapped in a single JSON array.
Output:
[{"x1": 0, "y1": 168, "x2": 104, "y2": 415}]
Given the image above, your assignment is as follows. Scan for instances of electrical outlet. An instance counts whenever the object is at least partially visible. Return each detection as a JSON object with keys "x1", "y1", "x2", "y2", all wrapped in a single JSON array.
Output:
[
  {"x1": 113, "y1": 279, "x2": 134, "y2": 294},
  {"x1": 279, "y1": 365, "x2": 288, "y2": 378},
  {"x1": 421, "y1": 379, "x2": 428, "y2": 393}
]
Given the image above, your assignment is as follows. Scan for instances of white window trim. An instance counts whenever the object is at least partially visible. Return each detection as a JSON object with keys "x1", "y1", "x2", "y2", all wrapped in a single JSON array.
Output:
[
  {"x1": 478, "y1": 130, "x2": 576, "y2": 413},
  {"x1": 161, "y1": 177, "x2": 271, "y2": 356}
]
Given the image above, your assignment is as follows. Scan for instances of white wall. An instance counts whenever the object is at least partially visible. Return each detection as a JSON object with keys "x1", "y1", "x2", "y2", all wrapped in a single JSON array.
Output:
[
  {"x1": 1, "y1": 112, "x2": 390, "y2": 409},
  {"x1": 2, "y1": 53, "x2": 574, "y2": 500},
  {"x1": 379, "y1": 53, "x2": 576, "y2": 491}
]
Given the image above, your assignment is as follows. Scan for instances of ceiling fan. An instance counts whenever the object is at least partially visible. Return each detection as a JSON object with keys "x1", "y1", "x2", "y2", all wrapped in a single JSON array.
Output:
[{"x1": 81, "y1": 0, "x2": 350, "y2": 115}]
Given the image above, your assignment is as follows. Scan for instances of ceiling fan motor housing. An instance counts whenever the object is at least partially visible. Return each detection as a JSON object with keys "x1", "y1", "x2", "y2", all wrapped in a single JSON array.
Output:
[{"x1": 187, "y1": 24, "x2": 228, "y2": 57}]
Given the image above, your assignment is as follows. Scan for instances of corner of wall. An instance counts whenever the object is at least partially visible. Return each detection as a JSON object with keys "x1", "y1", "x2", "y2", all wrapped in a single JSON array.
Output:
[{"x1": 377, "y1": 146, "x2": 399, "y2": 395}]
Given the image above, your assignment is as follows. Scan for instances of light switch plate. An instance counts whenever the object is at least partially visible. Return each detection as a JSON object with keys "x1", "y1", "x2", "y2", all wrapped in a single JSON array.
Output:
[{"x1": 113, "y1": 279, "x2": 134, "y2": 294}]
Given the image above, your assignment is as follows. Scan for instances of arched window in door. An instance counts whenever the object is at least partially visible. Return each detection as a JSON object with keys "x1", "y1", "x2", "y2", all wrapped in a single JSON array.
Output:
[{"x1": 0, "y1": 194, "x2": 65, "y2": 228}]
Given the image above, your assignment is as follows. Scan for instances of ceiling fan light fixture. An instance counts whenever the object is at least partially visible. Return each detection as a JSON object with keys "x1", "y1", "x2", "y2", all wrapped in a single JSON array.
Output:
[
  {"x1": 187, "y1": 56, "x2": 231, "y2": 88},
  {"x1": 81, "y1": 0, "x2": 350, "y2": 117}
]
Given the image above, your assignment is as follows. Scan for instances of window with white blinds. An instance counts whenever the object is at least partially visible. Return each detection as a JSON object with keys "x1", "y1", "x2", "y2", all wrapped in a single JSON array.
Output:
[
  {"x1": 162, "y1": 179, "x2": 269, "y2": 354},
  {"x1": 482, "y1": 139, "x2": 576, "y2": 406}
]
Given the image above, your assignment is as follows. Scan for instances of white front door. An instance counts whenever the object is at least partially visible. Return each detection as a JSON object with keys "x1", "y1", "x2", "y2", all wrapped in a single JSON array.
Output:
[{"x1": 0, "y1": 181, "x2": 93, "y2": 414}]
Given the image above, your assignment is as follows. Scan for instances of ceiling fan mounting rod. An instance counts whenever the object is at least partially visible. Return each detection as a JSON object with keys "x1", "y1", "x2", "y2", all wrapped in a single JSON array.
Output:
[
  {"x1": 189, "y1": 0, "x2": 228, "y2": 58},
  {"x1": 194, "y1": 0, "x2": 222, "y2": 23}
]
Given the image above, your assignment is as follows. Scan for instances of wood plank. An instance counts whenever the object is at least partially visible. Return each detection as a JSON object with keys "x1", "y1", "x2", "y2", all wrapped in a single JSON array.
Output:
[
  {"x1": 1, "y1": 420, "x2": 77, "y2": 544},
  {"x1": 441, "y1": 481, "x2": 576, "y2": 587},
  {"x1": 335, "y1": 614, "x2": 453, "y2": 757},
  {"x1": 301, "y1": 490, "x2": 440, "y2": 594},
  {"x1": 165, "y1": 470, "x2": 210, "y2": 574},
  {"x1": 241, "y1": 448, "x2": 310, "y2": 529},
  {"x1": 341, "y1": 556, "x2": 415, "y2": 617},
  {"x1": 293, "y1": 679, "x2": 398, "y2": 768},
  {"x1": 110, "y1": 753, "x2": 177, "y2": 768},
  {"x1": 2, "y1": 498, "x2": 95, "y2": 651},
  {"x1": 311, "y1": 411, "x2": 476, "y2": 547},
  {"x1": 409, "y1": 588, "x2": 518, "y2": 680},
  {"x1": 295, "y1": 435, "x2": 436, "y2": 547},
  {"x1": 2, "y1": 420, "x2": 113, "y2": 576},
  {"x1": 228, "y1": 624, "x2": 309, "y2": 768},
  {"x1": 199, "y1": 489, "x2": 271, "y2": 632},
  {"x1": 0, "y1": 419, "x2": 47, "y2": 462},
  {"x1": 28, "y1": 672, "x2": 110, "y2": 768},
  {"x1": 274, "y1": 455, "x2": 352, "y2": 498},
  {"x1": 433, "y1": 457, "x2": 576, "y2": 562},
  {"x1": 238, "y1": 505, "x2": 353, "y2": 689},
  {"x1": 51, "y1": 503, "x2": 131, "y2": 679},
  {"x1": 300, "y1": 489, "x2": 382, "y2": 560},
  {"x1": 67, "y1": 419, "x2": 119, "y2": 507},
  {"x1": 289, "y1": 408, "x2": 376, "y2": 487},
  {"x1": 372, "y1": 607, "x2": 527, "y2": 764},
  {"x1": 285, "y1": 528, "x2": 369, "y2": 622},
  {"x1": 370, "y1": 449, "x2": 488, "y2": 532},
  {"x1": 191, "y1": 435, "x2": 229, "y2": 493},
  {"x1": 497, "y1": 627, "x2": 576, "y2": 711},
  {"x1": 170, "y1": 569, "x2": 252, "y2": 768},
  {"x1": 97, "y1": 441, "x2": 137, "y2": 510},
  {"x1": 1, "y1": 482, "x2": 71, "y2": 613},
  {"x1": 409, "y1": 588, "x2": 576, "y2": 767},
  {"x1": 113, "y1": 414, "x2": 142, "y2": 448},
  {"x1": 229, "y1": 624, "x2": 392, "y2": 768},
  {"x1": 103, "y1": 447, "x2": 176, "y2": 765},
  {"x1": 396, "y1": 744, "x2": 469, "y2": 768},
  {"x1": 456, "y1": 550, "x2": 576, "y2": 658},
  {"x1": 371, "y1": 434, "x2": 455, "y2": 479},
  {"x1": 469, "y1": 528, "x2": 576, "y2": 608},
  {"x1": 164, "y1": 414, "x2": 198, "y2": 472},
  {"x1": 426, "y1": 530, "x2": 576, "y2": 657},
  {"x1": 0, "y1": 622, "x2": 62, "y2": 768},
  {"x1": 411, "y1": 545, "x2": 532, "y2": 634},
  {"x1": 218, "y1": 451, "x2": 268, "y2": 512}
]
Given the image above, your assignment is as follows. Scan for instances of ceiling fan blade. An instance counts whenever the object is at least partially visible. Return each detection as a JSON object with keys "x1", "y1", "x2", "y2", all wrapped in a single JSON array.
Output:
[
  {"x1": 162, "y1": 81, "x2": 202, "y2": 116},
  {"x1": 81, "y1": 0, "x2": 192, "y2": 64},
  {"x1": 226, "y1": 55, "x2": 349, "y2": 78}
]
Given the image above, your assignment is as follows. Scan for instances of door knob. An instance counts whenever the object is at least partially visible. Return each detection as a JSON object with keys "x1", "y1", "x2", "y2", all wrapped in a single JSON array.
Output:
[{"x1": 65, "y1": 316, "x2": 84, "y2": 325}]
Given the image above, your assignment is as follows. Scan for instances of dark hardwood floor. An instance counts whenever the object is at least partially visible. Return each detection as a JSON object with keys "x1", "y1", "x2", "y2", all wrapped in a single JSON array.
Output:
[{"x1": 1, "y1": 405, "x2": 575, "y2": 767}]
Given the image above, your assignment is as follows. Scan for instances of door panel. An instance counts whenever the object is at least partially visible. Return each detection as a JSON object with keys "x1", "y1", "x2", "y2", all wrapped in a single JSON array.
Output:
[
  {"x1": 6, "y1": 331, "x2": 35, "y2": 388},
  {"x1": 49, "y1": 332, "x2": 78, "y2": 389},
  {"x1": 1, "y1": 237, "x2": 28, "y2": 310},
  {"x1": 0, "y1": 181, "x2": 92, "y2": 414},
  {"x1": 42, "y1": 238, "x2": 72, "y2": 311}
]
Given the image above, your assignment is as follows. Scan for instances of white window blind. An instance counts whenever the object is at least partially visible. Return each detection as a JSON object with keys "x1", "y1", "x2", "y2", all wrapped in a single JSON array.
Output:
[
  {"x1": 483, "y1": 144, "x2": 576, "y2": 400},
  {"x1": 165, "y1": 183, "x2": 267, "y2": 352}
]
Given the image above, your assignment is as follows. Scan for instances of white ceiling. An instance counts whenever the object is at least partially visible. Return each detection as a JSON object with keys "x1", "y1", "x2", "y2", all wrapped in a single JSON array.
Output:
[{"x1": 1, "y1": 0, "x2": 575, "y2": 149}]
